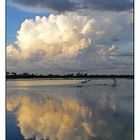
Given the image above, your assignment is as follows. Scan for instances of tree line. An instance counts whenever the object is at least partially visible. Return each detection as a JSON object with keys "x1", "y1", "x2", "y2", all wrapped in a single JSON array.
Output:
[{"x1": 6, "y1": 72, "x2": 134, "y2": 79}]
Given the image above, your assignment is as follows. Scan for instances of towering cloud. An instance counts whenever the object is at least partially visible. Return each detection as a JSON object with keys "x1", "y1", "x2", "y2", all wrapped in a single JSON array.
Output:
[
  {"x1": 7, "y1": 11, "x2": 133, "y2": 74},
  {"x1": 16, "y1": 14, "x2": 95, "y2": 57},
  {"x1": 7, "y1": 13, "x2": 94, "y2": 72}
]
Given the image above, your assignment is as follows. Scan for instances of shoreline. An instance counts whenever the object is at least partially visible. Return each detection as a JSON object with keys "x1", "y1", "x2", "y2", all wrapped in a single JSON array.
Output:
[{"x1": 6, "y1": 76, "x2": 134, "y2": 81}]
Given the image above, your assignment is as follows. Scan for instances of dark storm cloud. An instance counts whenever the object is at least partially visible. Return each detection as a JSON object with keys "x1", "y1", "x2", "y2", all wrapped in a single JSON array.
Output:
[
  {"x1": 12, "y1": 0, "x2": 76, "y2": 12},
  {"x1": 12, "y1": 0, "x2": 133, "y2": 12},
  {"x1": 84, "y1": 0, "x2": 133, "y2": 11}
]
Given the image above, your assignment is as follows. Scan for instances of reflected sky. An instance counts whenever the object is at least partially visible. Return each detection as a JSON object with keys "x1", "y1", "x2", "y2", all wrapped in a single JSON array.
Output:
[{"x1": 6, "y1": 79, "x2": 133, "y2": 140}]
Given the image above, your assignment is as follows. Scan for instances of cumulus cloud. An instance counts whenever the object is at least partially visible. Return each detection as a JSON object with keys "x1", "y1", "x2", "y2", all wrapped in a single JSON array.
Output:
[
  {"x1": 11, "y1": 0, "x2": 133, "y2": 12},
  {"x1": 7, "y1": 12, "x2": 133, "y2": 74},
  {"x1": 16, "y1": 14, "x2": 94, "y2": 57},
  {"x1": 7, "y1": 13, "x2": 95, "y2": 73},
  {"x1": 7, "y1": 95, "x2": 94, "y2": 140}
]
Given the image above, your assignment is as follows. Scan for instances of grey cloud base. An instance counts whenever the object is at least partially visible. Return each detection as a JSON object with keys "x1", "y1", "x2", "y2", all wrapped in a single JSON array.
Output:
[{"x1": 12, "y1": 0, "x2": 133, "y2": 12}]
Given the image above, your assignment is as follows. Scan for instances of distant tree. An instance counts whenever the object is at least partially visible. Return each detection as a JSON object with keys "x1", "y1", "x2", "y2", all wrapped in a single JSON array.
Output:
[
  {"x1": 6, "y1": 72, "x2": 10, "y2": 75},
  {"x1": 84, "y1": 73, "x2": 87, "y2": 77},
  {"x1": 48, "y1": 74, "x2": 53, "y2": 77},
  {"x1": 11, "y1": 72, "x2": 16, "y2": 75},
  {"x1": 76, "y1": 73, "x2": 80, "y2": 76},
  {"x1": 23, "y1": 73, "x2": 29, "y2": 76}
]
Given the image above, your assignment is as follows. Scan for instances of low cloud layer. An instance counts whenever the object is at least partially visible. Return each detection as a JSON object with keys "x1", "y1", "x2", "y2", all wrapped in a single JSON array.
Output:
[
  {"x1": 11, "y1": 0, "x2": 133, "y2": 12},
  {"x1": 7, "y1": 12, "x2": 133, "y2": 74}
]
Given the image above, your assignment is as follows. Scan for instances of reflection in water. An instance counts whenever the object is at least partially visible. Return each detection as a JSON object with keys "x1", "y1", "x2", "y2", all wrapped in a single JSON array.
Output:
[
  {"x1": 7, "y1": 79, "x2": 133, "y2": 140},
  {"x1": 7, "y1": 95, "x2": 95, "y2": 140}
]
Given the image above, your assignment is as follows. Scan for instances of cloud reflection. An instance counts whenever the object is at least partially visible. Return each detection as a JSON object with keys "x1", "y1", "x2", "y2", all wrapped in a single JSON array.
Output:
[{"x1": 7, "y1": 95, "x2": 95, "y2": 140}]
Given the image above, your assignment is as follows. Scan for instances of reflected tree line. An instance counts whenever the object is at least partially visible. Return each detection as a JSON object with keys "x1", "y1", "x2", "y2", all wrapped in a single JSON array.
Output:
[{"x1": 6, "y1": 72, "x2": 133, "y2": 79}]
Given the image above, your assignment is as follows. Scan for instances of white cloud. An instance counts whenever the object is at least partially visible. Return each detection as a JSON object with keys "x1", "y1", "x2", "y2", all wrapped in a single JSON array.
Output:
[
  {"x1": 7, "y1": 11, "x2": 133, "y2": 74},
  {"x1": 15, "y1": 13, "x2": 95, "y2": 57},
  {"x1": 7, "y1": 45, "x2": 20, "y2": 58}
]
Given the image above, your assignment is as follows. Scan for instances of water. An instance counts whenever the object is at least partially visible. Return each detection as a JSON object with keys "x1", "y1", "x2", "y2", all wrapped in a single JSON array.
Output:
[{"x1": 6, "y1": 79, "x2": 134, "y2": 140}]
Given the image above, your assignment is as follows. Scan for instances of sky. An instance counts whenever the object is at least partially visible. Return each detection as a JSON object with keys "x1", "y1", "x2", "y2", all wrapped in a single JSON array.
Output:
[{"x1": 6, "y1": 0, "x2": 134, "y2": 75}]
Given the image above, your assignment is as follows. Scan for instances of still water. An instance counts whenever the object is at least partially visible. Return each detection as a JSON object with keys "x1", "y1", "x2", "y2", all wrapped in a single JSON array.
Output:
[{"x1": 6, "y1": 79, "x2": 133, "y2": 140}]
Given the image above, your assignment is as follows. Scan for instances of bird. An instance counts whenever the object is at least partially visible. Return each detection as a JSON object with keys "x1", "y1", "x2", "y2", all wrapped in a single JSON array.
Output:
[{"x1": 112, "y1": 78, "x2": 117, "y2": 86}]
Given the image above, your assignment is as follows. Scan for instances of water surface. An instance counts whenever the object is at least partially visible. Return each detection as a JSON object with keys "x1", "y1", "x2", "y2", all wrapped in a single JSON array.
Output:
[{"x1": 6, "y1": 79, "x2": 133, "y2": 140}]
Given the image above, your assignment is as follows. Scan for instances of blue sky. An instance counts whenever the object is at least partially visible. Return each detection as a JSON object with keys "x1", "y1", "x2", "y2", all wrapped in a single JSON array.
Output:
[{"x1": 6, "y1": 4, "x2": 50, "y2": 44}]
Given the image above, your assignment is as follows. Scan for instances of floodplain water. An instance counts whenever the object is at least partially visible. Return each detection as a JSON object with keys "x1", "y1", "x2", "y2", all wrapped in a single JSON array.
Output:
[{"x1": 6, "y1": 79, "x2": 133, "y2": 140}]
